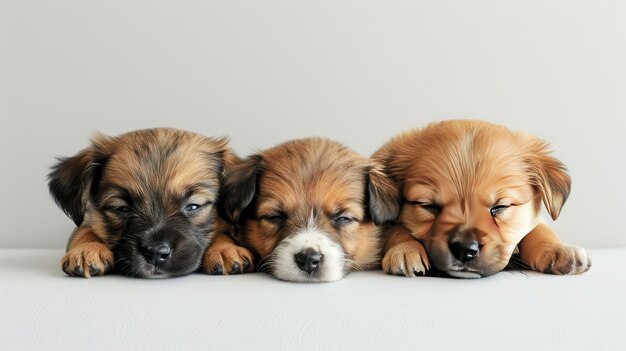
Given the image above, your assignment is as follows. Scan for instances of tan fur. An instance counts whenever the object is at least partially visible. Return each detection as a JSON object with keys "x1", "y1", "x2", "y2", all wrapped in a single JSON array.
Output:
[
  {"x1": 247, "y1": 139, "x2": 382, "y2": 273},
  {"x1": 374, "y1": 120, "x2": 590, "y2": 277},
  {"x1": 519, "y1": 223, "x2": 590, "y2": 274},
  {"x1": 51, "y1": 128, "x2": 236, "y2": 278},
  {"x1": 381, "y1": 225, "x2": 430, "y2": 276},
  {"x1": 208, "y1": 138, "x2": 397, "y2": 280},
  {"x1": 203, "y1": 230, "x2": 254, "y2": 275},
  {"x1": 62, "y1": 227, "x2": 114, "y2": 277}
]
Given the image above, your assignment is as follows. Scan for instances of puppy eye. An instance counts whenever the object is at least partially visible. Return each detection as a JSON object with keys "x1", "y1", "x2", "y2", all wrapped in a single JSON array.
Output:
[
  {"x1": 185, "y1": 203, "x2": 202, "y2": 212},
  {"x1": 115, "y1": 206, "x2": 132, "y2": 214},
  {"x1": 490, "y1": 205, "x2": 510, "y2": 217},
  {"x1": 410, "y1": 201, "x2": 442, "y2": 216},
  {"x1": 332, "y1": 215, "x2": 355, "y2": 226},
  {"x1": 261, "y1": 213, "x2": 286, "y2": 224}
]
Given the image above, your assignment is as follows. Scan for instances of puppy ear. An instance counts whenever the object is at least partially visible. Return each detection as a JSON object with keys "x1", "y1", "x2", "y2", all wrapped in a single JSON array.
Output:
[
  {"x1": 200, "y1": 136, "x2": 241, "y2": 182},
  {"x1": 47, "y1": 134, "x2": 111, "y2": 226},
  {"x1": 219, "y1": 155, "x2": 262, "y2": 223},
  {"x1": 367, "y1": 162, "x2": 400, "y2": 225},
  {"x1": 526, "y1": 139, "x2": 572, "y2": 220}
]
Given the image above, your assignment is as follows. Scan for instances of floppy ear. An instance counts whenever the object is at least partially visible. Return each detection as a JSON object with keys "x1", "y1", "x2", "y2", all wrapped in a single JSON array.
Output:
[
  {"x1": 527, "y1": 140, "x2": 572, "y2": 220},
  {"x1": 367, "y1": 162, "x2": 400, "y2": 225},
  {"x1": 219, "y1": 155, "x2": 262, "y2": 223},
  {"x1": 47, "y1": 135, "x2": 110, "y2": 226}
]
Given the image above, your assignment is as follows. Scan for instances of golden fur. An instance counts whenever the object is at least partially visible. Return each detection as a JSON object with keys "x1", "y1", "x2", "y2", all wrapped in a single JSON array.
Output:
[{"x1": 374, "y1": 120, "x2": 590, "y2": 278}]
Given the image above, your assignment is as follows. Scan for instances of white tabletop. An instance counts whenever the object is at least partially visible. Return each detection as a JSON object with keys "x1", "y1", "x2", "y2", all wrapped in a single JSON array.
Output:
[{"x1": 1, "y1": 248, "x2": 624, "y2": 350}]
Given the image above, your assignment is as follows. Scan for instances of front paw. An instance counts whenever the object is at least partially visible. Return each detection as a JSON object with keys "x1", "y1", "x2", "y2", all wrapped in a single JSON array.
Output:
[
  {"x1": 382, "y1": 241, "x2": 430, "y2": 277},
  {"x1": 62, "y1": 242, "x2": 114, "y2": 278},
  {"x1": 531, "y1": 244, "x2": 591, "y2": 275},
  {"x1": 203, "y1": 242, "x2": 254, "y2": 275}
]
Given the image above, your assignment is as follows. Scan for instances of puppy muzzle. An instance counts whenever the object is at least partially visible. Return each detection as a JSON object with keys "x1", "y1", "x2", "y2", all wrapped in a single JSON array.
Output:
[
  {"x1": 270, "y1": 229, "x2": 346, "y2": 282},
  {"x1": 115, "y1": 227, "x2": 206, "y2": 278}
]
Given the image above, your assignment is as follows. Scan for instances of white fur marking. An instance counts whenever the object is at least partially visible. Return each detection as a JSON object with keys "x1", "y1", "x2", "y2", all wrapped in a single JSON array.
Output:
[{"x1": 271, "y1": 229, "x2": 346, "y2": 282}]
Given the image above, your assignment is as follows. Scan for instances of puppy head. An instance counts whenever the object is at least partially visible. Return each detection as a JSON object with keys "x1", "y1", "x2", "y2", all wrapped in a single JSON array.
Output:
[
  {"x1": 221, "y1": 138, "x2": 398, "y2": 282},
  {"x1": 49, "y1": 128, "x2": 235, "y2": 278},
  {"x1": 381, "y1": 120, "x2": 570, "y2": 278}
]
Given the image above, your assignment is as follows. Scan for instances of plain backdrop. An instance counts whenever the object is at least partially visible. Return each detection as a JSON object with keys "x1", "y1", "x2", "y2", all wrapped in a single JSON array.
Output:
[{"x1": 1, "y1": 0, "x2": 625, "y2": 249}]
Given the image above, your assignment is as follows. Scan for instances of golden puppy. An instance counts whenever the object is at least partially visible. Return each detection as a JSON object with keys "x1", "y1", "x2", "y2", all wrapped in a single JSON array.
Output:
[
  {"x1": 375, "y1": 120, "x2": 590, "y2": 278},
  {"x1": 48, "y1": 128, "x2": 244, "y2": 278},
  {"x1": 210, "y1": 138, "x2": 398, "y2": 282}
]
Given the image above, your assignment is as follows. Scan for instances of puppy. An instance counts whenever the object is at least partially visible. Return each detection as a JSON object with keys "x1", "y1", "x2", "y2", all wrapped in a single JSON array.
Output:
[
  {"x1": 375, "y1": 120, "x2": 590, "y2": 278},
  {"x1": 48, "y1": 128, "x2": 242, "y2": 278},
  {"x1": 211, "y1": 138, "x2": 399, "y2": 282}
]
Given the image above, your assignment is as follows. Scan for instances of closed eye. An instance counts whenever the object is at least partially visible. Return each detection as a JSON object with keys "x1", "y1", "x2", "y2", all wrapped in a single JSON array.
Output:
[
  {"x1": 408, "y1": 200, "x2": 442, "y2": 216},
  {"x1": 260, "y1": 212, "x2": 286, "y2": 224},
  {"x1": 102, "y1": 201, "x2": 133, "y2": 215},
  {"x1": 331, "y1": 214, "x2": 355, "y2": 227},
  {"x1": 115, "y1": 206, "x2": 132, "y2": 214}
]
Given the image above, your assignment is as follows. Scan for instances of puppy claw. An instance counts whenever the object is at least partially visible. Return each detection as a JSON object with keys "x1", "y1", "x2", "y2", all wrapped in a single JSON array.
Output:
[
  {"x1": 231, "y1": 262, "x2": 242, "y2": 274},
  {"x1": 543, "y1": 264, "x2": 553, "y2": 274},
  {"x1": 203, "y1": 242, "x2": 254, "y2": 275},
  {"x1": 61, "y1": 242, "x2": 114, "y2": 278},
  {"x1": 88, "y1": 264, "x2": 100, "y2": 277},
  {"x1": 73, "y1": 265, "x2": 84, "y2": 276},
  {"x1": 382, "y1": 241, "x2": 430, "y2": 278},
  {"x1": 209, "y1": 264, "x2": 224, "y2": 275},
  {"x1": 531, "y1": 243, "x2": 591, "y2": 275},
  {"x1": 242, "y1": 258, "x2": 251, "y2": 272}
]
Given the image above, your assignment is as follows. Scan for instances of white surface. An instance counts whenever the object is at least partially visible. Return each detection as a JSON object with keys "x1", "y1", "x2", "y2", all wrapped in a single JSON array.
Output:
[
  {"x1": 1, "y1": 1, "x2": 626, "y2": 249},
  {"x1": 1, "y1": 248, "x2": 624, "y2": 350}
]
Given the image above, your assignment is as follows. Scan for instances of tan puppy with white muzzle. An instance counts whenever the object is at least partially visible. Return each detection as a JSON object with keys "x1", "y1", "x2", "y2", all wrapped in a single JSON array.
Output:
[{"x1": 209, "y1": 138, "x2": 399, "y2": 282}]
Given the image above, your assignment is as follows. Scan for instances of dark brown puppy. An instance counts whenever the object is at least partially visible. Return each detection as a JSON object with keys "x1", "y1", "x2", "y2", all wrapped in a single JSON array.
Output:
[
  {"x1": 48, "y1": 128, "x2": 247, "y2": 278},
  {"x1": 208, "y1": 138, "x2": 399, "y2": 282},
  {"x1": 374, "y1": 120, "x2": 590, "y2": 278}
]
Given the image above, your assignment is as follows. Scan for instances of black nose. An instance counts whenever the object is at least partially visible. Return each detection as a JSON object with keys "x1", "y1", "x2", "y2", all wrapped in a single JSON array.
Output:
[
  {"x1": 449, "y1": 240, "x2": 479, "y2": 262},
  {"x1": 294, "y1": 248, "x2": 322, "y2": 274},
  {"x1": 142, "y1": 243, "x2": 172, "y2": 266}
]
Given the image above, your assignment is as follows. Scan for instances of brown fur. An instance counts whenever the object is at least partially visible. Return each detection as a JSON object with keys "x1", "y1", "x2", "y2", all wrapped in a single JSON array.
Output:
[
  {"x1": 202, "y1": 217, "x2": 254, "y2": 275},
  {"x1": 50, "y1": 128, "x2": 239, "y2": 278},
  {"x1": 210, "y1": 138, "x2": 398, "y2": 282},
  {"x1": 374, "y1": 120, "x2": 590, "y2": 277}
]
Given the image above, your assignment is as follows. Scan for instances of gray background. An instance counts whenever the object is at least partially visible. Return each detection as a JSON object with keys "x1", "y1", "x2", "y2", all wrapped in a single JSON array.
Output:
[{"x1": 1, "y1": 0, "x2": 624, "y2": 248}]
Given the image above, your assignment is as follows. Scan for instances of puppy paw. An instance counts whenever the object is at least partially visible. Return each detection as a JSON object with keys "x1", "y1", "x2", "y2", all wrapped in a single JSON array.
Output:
[
  {"x1": 62, "y1": 242, "x2": 114, "y2": 278},
  {"x1": 531, "y1": 243, "x2": 591, "y2": 275},
  {"x1": 382, "y1": 241, "x2": 430, "y2": 277},
  {"x1": 203, "y1": 242, "x2": 254, "y2": 275}
]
